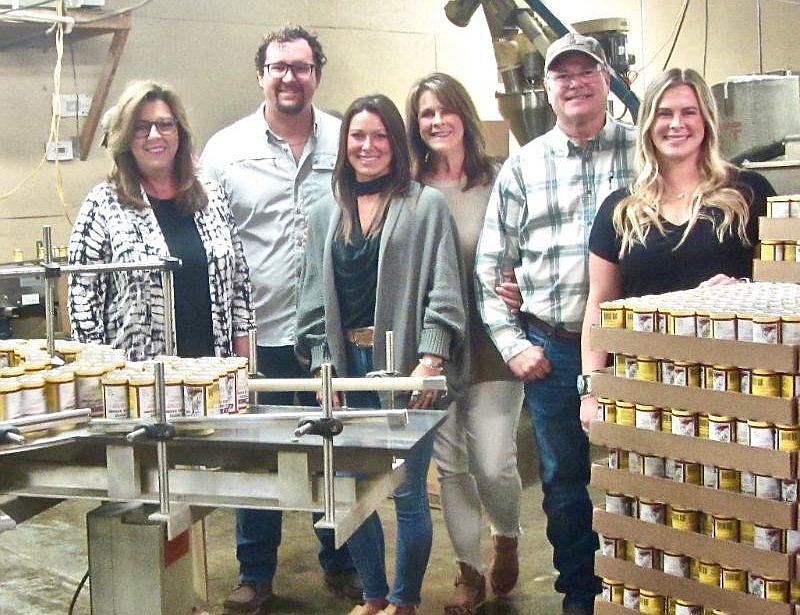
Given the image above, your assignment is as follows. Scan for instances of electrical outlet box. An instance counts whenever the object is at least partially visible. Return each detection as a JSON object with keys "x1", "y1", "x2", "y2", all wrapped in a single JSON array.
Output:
[
  {"x1": 59, "y1": 94, "x2": 91, "y2": 118},
  {"x1": 46, "y1": 140, "x2": 74, "y2": 162}
]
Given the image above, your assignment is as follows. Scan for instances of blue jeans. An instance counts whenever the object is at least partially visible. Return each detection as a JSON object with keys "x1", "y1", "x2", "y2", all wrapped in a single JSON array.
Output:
[
  {"x1": 343, "y1": 343, "x2": 434, "y2": 607},
  {"x1": 235, "y1": 345, "x2": 355, "y2": 584},
  {"x1": 523, "y1": 324, "x2": 599, "y2": 611}
]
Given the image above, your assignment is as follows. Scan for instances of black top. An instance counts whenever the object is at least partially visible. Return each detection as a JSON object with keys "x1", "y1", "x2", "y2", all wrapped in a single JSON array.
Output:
[
  {"x1": 332, "y1": 217, "x2": 381, "y2": 330},
  {"x1": 150, "y1": 196, "x2": 214, "y2": 358},
  {"x1": 589, "y1": 169, "x2": 775, "y2": 297}
]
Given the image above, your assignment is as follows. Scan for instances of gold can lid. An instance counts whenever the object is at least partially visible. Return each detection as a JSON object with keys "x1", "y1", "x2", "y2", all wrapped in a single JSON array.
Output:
[
  {"x1": 73, "y1": 364, "x2": 109, "y2": 376},
  {"x1": 597, "y1": 397, "x2": 613, "y2": 403},
  {"x1": 615, "y1": 400, "x2": 634, "y2": 408},
  {"x1": 752, "y1": 368, "x2": 777, "y2": 375},
  {"x1": 0, "y1": 379, "x2": 22, "y2": 392},
  {"x1": 19, "y1": 375, "x2": 45, "y2": 388},
  {"x1": 753, "y1": 315, "x2": 780, "y2": 323},
  {"x1": 711, "y1": 364, "x2": 736, "y2": 370},
  {"x1": 45, "y1": 370, "x2": 74, "y2": 384},
  {"x1": 184, "y1": 375, "x2": 214, "y2": 386},
  {"x1": 635, "y1": 403, "x2": 657, "y2": 411},
  {"x1": 129, "y1": 373, "x2": 155, "y2": 385},
  {"x1": 0, "y1": 366, "x2": 25, "y2": 377},
  {"x1": 710, "y1": 312, "x2": 736, "y2": 319},
  {"x1": 776, "y1": 423, "x2": 799, "y2": 430},
  {"x1": 782, "y1": 314, "x2": 800, "y2": 322},
  {"x1": 101, "y1": 372, "x2": 128, "y2": 385},
  {"x1": 708, "y1": 414, "x2": 733, "y2": 421}
]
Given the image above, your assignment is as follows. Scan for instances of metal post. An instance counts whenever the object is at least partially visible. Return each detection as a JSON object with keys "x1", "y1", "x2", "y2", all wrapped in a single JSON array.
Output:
[
  {"x1": 319, "y1": 363, "x2": 335, "y2": 525},
  {"x1": 42, "y1": 226, "x2": 56, "y2": 359},
  {"x1": 154, "y1": 362, "x2": 170, "y2": 517},
  {"x1": 385, "y1": 330, "x2": 395, "y2": 409},
  {"x1": 756, "y1": 0, "x2": 764, "y2": 74},
  {"x1": 161, "y1": 268, "x2": 176, "y2": 356}
]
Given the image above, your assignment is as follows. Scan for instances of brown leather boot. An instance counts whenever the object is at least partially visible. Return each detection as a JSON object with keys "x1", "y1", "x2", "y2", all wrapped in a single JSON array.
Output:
[
  {"x1": 488, "y1": 535, "x2": 518, "y2": 596},
  {"x1": 443, "y1": 561, "x2": 486, "y2": 615}
]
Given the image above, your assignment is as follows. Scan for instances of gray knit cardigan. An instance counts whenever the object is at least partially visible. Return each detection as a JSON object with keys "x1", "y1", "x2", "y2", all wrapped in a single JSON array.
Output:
[{"x1": 295, "y1": 182, "x2": 468, "y2": 404}]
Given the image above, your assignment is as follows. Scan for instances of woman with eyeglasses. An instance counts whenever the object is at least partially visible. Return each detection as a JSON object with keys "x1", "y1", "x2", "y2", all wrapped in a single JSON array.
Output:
[
  {"x1": 406, "y1": 73, "x2": 524, "y2": 615},
  {"x1": 579, "y1": 68, "x2": 774, "y2": 428},
  {"x1": 296, "y1": 93, "x2": 467, "y2": 615},
  {"x1": 69, "y1": 80, "x2": 254, "y2": 360}
]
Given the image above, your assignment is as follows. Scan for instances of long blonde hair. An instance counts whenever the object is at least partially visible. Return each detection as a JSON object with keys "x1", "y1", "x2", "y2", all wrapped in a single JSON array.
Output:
[
  {"x1": 614, "y1": 68, "x2": 750, "y2": 256},
  {"x1": 103, "y1": 80, "x2": 207, "y2": 213}
]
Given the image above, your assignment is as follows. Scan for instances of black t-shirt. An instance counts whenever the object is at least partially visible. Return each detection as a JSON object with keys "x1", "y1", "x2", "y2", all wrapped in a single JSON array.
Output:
[
  {"x1": 588, "y1": 169, "x2": 775, "y2": 298},
  {"x1": 332, "y1": 218, "x2": 381, "y2": 330},
  {"x1": 150, "y1": 196, "x2": 214, "y2": 358}
]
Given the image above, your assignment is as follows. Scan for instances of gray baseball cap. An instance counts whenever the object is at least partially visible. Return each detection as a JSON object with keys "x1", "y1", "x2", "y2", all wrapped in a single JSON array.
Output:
[{"x1": 544, "y1": 32, "x2": 607, "y2": 73}]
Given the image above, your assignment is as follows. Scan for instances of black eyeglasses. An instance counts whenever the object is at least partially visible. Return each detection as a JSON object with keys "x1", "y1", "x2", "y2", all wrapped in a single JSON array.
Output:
[
  {"x1": 264, "y1": 62, "x2": 315, "y2": 79},
  {"x1": 132, "y1": 118, "x2": 178, "y2": 139}
]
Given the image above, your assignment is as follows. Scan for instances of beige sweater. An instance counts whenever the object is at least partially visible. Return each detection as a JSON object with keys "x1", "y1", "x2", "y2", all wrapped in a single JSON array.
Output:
[{"x1": 427, "y1": 177, "x2": 514, "y2": 384}]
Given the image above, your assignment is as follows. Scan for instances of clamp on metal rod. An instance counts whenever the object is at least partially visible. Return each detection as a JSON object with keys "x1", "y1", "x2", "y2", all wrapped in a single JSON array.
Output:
[
  {"x1": 319, "y1": 363, "x2": 336, "y2": 526},
  {"x1": 0, "y1": 426, "x2": 24, "y2": 445}
]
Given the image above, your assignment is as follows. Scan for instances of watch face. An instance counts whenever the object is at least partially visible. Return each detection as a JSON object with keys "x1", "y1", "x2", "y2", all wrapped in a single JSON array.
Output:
[{"x1": 577, "y1": 374, "x2": 589, "y2": 395}]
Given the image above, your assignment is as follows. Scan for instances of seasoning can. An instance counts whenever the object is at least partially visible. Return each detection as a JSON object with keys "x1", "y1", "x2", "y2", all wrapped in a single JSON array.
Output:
[
  {"x1": 638, "y1": 589, "x2": 664, "y2": 615},
  {"x1": 234, "y1": 356, "x2": 249, "y2": 411},
  {"x1": 624, "y1": 355, "x2": 638, "y2": 379},
  {"x1": 703, "y1": 464, "x2": 719, "y2": 489},
  {"x1": 183, "y1": 374, "x2": 214, "y2": 417},
  {"x1": 739, "y1": 368, "x2": 752, "y2": 393},
  {"x1": 672, "y1": 361, "x2": 701, "y2": 387},
  {"x1": 597, "y1": 397, "x2": 615, "y2": 422},
  {"x1": 633, "y1": 544, "x2": 659, "y2": 569},
  {"x1": 780, "y1": 373, "x2": 799, "y2": 399},
  {"x1": 741, "y1": 470, "x2": 756, "y2": 495},
  {"x1": 601, "y1": 578, "x2": 623, "y2": 604},
  {"x1": 764, "y1": 577, "x2": 789, "y2": 603},
  {"x1": 697, "y1": 560, "x2": 721, "y2": 586},
  {"x1": 781, "y1": 479, "x2": 797, "y2": 503},
  {"x1": 782, "y1": 315, "x2": 800, "y2": 344},
  {"x1": 637, "y1": 454, "x2": 665, "y2": 478},
  {"x1": 752, "y1": 369, "x2": 781, "y2": 397},
  {"x1": 101, "y1": 371, "x2": 130, "y2": 419},
  {"x1": 672, "y1": 459, "x2": 701, "y2": 485},
  {"x1": 0, "y1": 341, "x2": 15, "y2": 368},
  {"x1": 661, "y1": 359, "x2": 674, "y2": 385},
  {"x1": 605, "y1": 492, "x2": 632, "y2": 516},
  {"x1": 701, "y1": 511, "x2": 713, "y2": 536},
  {"x1": 669, "y1": 506, "x2": 699, "y2": 532},
  {"x1": 736, "y1": 419, "x2": 749, "y2": 444},
  {"x1": 776, "y1": 423, "x2": 800, "y2": 450},
  {"x1": 662, "y1": 551, "x2": 690, "y2": 577},
  {"x1": 622, "y1": 585, "x2": 639, "y2": 610},
  {"x1": 696, "y1": 310, "x2": 712, "y2": 338},
  {"x1": 709, "y1": 365, "x2": 740, "y2": 391},
  {"x1": 19, "y1": 374, "x2": 46, "y2": 416},
  {"x1": 712, "y1": 515, "x2": 739, "y2": 541},
  {"x1": 721, "y1": 566, "x2": 747, "y2": 592},
  {"x1": 635, "y1": 404, "x2": 661, "y2": 430},
  {"x1": 700, "y1": 413, "x2": 711, "y2": 439},
  {"x1": 44, "y1": 369, "x2": 76, "y2": 412},
  {"x1": 768, "y1": 197, "x2": 791, "y2": 218},
  {"x1": 674, "y1": 599, "x2": 702, "y2": 615},
  {"x1": 761, "y1": 240, "x2": 784, "y2": 261},
  {"x1": 754, "y1": 473, "x2": 781, "y2": 500},
  {"x1": 754, "y1": 523, "x2": 784, "y2": 552},
  {"x1": 671, "y1": 409, "x2": 697, "y2": 437},
  {"x1": 638, "y1": 499, "x2": 666, "y2": 524},
  {"x1": 710, "y1": 312, "x2": 737, "y2": 340},
  {"x1": 707, "y1": 414, "x2": 734, "y2": 442},
  {"x1": 600, "y1": 302, "x2": 625, "y2": 328},
  {"x1": 615, "y1": 401, "x2": 634, "y2": 426},
  {"x1": 74, "y1": 364, "x2": 107, "y2": 418},
  {"x1": 749, "y1": 571, "x2": 765, "y2": 597},
  {"x1": 740, "y1": 520, "x2": 755, "y2": 545},
  {"x1": 599, "y1": 534, "x2": 626, "y2": 558},
  {"x1": 748, "y1": 420, "x2": 776, "y2": 449},
  {"x1": 785, "y1": 528, "x2": 800, "y2": 554},
  {"x1": 0, "y1": 379, "x2": 23, "y2": 420},
  {"x1": 636, "y1": 356, "x2": 659, "y2": 382},
  {"x1": 661, "y1": 408, "x2": 672, "y2": 432},
  {"x1": 628, "y1": 451, "x2": 640, "y2": 474},
  {"x1": 718, "y1": 467, "x2": 741, "y2": 492},
  {"x1": 670, "y1": 310, "x2": 697, "y2": 337},
  {"x1": 128, "y1": 372, "x2": 155, "y2": 419},
  {"x1": 752, "y1": 315, "x2": 781, "y2": 344},
  {"x1": 614, "y1": 353, "x2": 628, "y2": 377},
  {"x1": 163, "y1": 371, "x2": 184, "y2": 418},
  {"x1": 608, "y1": 449, "x2": 628, "y2": 470},
  {"x1": 785, "y1": 241, "x2": 797, "y2": 259},
  {"x1": 631, "y1": 306, "x2": 657, "y2": 332},
  {"x1": 792, "y1": 580, "x2": 800, "y2": 603},
  {"x1": 217, "y1": 366, "x2": 237, "y2": 414},
  {"x1": 736, "y1": 312, "x2": 753, "y2": 341}
]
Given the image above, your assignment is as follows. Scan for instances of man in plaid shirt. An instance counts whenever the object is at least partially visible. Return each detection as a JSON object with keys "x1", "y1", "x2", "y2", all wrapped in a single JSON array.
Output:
[{"x1": 475, "y1": 33, "x2": 635, "y2": 615}]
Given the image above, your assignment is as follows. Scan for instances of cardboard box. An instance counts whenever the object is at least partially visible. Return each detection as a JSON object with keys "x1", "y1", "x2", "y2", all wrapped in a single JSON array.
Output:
[
  {"x1": 594, "y1": 554, "x2": 795, "y2": 614},
  {"x1": 590, "y1": 327, "x2": 797, "y2": 373},
  {"x1": 759, "y1": 217, "x2": 800, "y2": 241},
  {"x1": 591, "y1": 463, "x2": 796, "y2": 529},
  {"x1": 590, "y1": 421, "x2": 796, "y2": 479},
  {"x1": 592, "y1": 368, "x2": 796, "y2": 424},
  {"x1": 593, "y1": 601, "x2": 632, "y2": 615},
  {"x1": 593, "y1": 510, "x2": 794, "y2": 580},
  {"x1": 754, "y1": 259, "x2": 800, "y2": 284}
]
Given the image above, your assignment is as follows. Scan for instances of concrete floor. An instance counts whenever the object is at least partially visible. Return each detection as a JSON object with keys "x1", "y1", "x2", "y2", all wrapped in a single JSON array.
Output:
[{"x1": 0, "y1": 417, "x2": 603, "y2": 615}]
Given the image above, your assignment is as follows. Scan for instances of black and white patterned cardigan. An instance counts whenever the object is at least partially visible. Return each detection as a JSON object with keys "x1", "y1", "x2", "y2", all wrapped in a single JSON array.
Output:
[{"x1": 68, "y1": 179, "x2": 254, "y2": 360}]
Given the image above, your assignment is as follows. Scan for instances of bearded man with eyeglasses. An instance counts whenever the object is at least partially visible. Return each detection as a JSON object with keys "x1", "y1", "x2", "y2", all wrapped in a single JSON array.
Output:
[
  {"x1": 475, "y1": 33, "x2": 636, "y2": 615},
  {"x1": 200, "y1": 24, "x2": 361, "y2": 615}
]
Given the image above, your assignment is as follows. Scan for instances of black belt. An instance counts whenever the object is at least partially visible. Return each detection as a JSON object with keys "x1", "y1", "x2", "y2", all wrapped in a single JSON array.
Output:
[{"x1": 521, "y1": 313, "x2": 581, "y2": 342}]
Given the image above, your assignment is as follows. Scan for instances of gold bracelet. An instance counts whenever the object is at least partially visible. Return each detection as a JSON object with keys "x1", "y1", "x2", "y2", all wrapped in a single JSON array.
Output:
[{"x1": 419, "y1": 356, "x2": 444, "y2": 370}]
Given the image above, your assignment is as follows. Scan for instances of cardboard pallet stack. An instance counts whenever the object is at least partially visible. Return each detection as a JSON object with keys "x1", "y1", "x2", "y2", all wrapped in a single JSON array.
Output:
[
  {"x1": 754, "y1": 196, "x2": 800, "y2": 283},
  {"x1": 588, "y1": 282, "x2": 800, "y2": 615}
]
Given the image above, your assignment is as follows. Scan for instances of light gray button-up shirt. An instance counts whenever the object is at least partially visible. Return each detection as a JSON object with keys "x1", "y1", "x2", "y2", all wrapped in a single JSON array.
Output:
[{"x1": 200, "y1": 104, "x2": 340, "y2": 346}]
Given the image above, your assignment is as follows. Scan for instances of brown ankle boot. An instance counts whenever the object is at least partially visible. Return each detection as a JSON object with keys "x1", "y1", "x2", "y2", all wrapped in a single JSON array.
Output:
[
  {"x1": 443, "y1": 561, "x2": 486, "y2": 615},
  {"x1": 488, "y1": 535, "x2": 518, "y2": 596}
]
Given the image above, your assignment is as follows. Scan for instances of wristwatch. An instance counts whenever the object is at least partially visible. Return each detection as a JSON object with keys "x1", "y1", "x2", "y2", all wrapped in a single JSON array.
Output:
[{"x1": 576, "y1": 373, "x2": 592, "y2": 396}]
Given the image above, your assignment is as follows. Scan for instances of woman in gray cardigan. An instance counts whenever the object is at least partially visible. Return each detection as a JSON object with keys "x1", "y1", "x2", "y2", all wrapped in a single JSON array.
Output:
[{"x1": 296, "y1": 94, "x2": 467, "y2": 615}]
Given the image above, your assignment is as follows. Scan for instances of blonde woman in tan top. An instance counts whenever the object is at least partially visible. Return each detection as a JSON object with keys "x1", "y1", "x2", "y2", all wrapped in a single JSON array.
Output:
[{"x1": 407, "y1": 73, "x2": 525, "y2": 615}]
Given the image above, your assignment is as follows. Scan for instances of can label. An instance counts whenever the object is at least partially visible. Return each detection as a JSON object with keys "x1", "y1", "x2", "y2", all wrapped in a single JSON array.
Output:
[
  {"x1": 671, "y1": 412, "x2": 697, "y2": 437},
  {"x1": 661, "y1": 360, "x2": 674, "y2": 385},
  {"x1": 713, "y1": 516, "x2": 739, "y2": 541},
  {"x1": 752, "y1": 371, "x2": 781, "y2": 397},
  {"x1": 634, "y1": 544, "x2": 658, "y2": 568},
  {"x1": 754, "y1": 524, "x2": 784, "y2": 552},
  {"x1": 605, "y1": 493, "x2": 632, "y2": 516},
  {"x1": 753, "y1": 320, "x2": 781, "y2": 344},
  {"x1": 608, "y1": 449, "x2": 628, "y2": 470},
  {"x1": 616, "y1": 402, "x2": 634, "y2": 426},
  {"x1": 711, "y1": 316, "x2": 736, "y2": 340},
  {"x1": 710, "y1": 366, "x2": 739, "y2": 391},
  {"x1": 600, "y1": 535, "x2": 625, "y2": 558},
  {"x1": 755, "y1": 474, "x2": 781, "y2": 500},
  {"x1": 708, "y1": 416, "x2": 734, "y2": 442},
  {"x1": 635, "y1": 406, "x2": 661, "y2": 430},
  {"x1": 639, "y1": 591, "x2": 664, "y2": 615},
  {"x1": 638, "y1": 454, "x2": 665, "y2": 478},
  {"x1": 662, "y1": 552, "x2": 690, "y2": 577},
  {"x1": 718, "y1": 467, "x2": 741, "y2": 492},
  {"x1": 638, "y1": 500, "x2": 665, "y2": 524},
  {"x1": 669, "y1": 508, "x2": 698, "y2": 532},
  {"x1": 748, "y1": 421, "x2": 775, "y2": 449},
  {"x1": 697, "y1": 560, "x2": 720, "y2": 586},
  {"x1": 623, "y1": 586, "x2": 639, "y2": 610},
  {"x1": 671, "y1": 459, "x2": 701, "y2": 485},
  {"x1": 777, "y1": 424, "x2": 800, "y2": 450},
  {"x1": 721, "y1": 567, "x2": 747, "y2": 592},
  {"x1": 675, "y1": 601, "x2": 702, "y2": 615},
  {"x1": 672, "y1": 363, "x2": 700, "y2": 387},
  {"x1": 781, "y1": 479, "x2": 797, "y2": 503},
  {"x1": 103, "y1": 383, "x2": 129, "y2": 419},
  {"x1": 765, "y1": 578, "x2": 789, "y2": 603},
  {"x1": 601, "y1": 579, "x2": 623, "y2": 604},
  {"x1": 601, "y1": 306, "x2": 625, "y2": 328}
]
